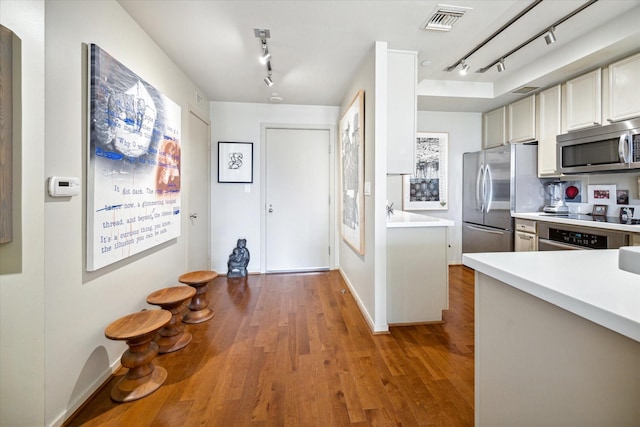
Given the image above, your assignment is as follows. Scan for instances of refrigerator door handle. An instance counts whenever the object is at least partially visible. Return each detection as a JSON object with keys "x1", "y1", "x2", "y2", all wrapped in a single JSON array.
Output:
[
  {"x1": 465, "y1": 224, "x2": 506, "y2": 235},
  {"x1": 476, "y1": 165, "x2": 485, "y2": 212},
  {"x1": 484, "y1": 164, "x2": 493, "y2": 213}
]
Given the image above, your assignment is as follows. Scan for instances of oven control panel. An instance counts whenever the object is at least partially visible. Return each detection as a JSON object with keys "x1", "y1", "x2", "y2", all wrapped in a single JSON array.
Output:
[{"x1": 548, "y1": 228, "x2": 608, "y2": 249}]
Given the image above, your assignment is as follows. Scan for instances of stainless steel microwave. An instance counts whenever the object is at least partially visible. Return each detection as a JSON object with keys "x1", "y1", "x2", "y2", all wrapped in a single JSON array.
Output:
[{"x1": 557, "y1": 118, "x2": 640, "y2": 174}]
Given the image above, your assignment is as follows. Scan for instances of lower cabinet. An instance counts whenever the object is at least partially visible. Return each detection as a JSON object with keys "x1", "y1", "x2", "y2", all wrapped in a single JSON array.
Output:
[
  {"x1": 387, "y1": 226, "x2": 448, "y2": 324},
  {"x1": 514, "y1": 219, "x2": 538, "y2": 252}
]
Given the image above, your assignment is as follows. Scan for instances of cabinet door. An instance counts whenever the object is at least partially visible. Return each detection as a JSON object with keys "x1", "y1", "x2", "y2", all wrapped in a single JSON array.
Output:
[
  {"x1": 565, "y1": 69, "x2": 601, "y2": 131},
  {"x1": 537, "y1": 85, "x2": 562, "y2": 177},
  {"x1": 514, "y1": 231, "x2": 538, "y2": 252},
  {"x1": 387, "y1": 50, "x2": 417, "y2": 174},
  {"x1": 508, "y1": 95, "x2": 536, "y2": 143},
  {"x1": 608, "y1": 53, "x2": 640, "y2": 122},
  {"x1": 483, "y1": 106, "x2": 507, "y2": 148}
]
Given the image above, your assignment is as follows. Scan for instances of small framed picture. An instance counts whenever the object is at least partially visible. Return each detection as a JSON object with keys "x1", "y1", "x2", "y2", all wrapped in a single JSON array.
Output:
[
  {"x1": 218, "y1": 142, "x2": 253, "y2": 183},
  {"x1": 592, "y1": 204, "x2": 608, "y2": 217},
  {"x1": 620, "y1": 207, "x2": 635, "y2": 223}
]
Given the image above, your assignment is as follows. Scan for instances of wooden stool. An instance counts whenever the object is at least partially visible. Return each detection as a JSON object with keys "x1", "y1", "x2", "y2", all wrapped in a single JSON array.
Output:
[
  {"x1": 104, "y1": 310, "x2": 171, "y2": 402},
  {"x1": 178, "y1": 270, "x2": 217, "y2": 324},
  {"x1": 146, "y1": 286, "x2": 196, "y2": 353}
]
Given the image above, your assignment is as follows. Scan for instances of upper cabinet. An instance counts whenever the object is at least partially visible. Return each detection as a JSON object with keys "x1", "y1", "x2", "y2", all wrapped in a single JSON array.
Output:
[
  {"x1": 565, "y1": 68, "x2": 602, "y2": 131},
  {"x1": 508, "y1": 95, "x2": 536, "y2": 143},
  {"x1": 537, "y1": 85, "x2": 562, "y2": 177},
  {"x1": 608, "y1": 53, "x2": 640, "y2": 123},
  {"x1": 483, "y1": 106, "x2": 507, "y2": 149},
  {"x1": 387, "y1": 49, "x2": 417, "y2": 175}
]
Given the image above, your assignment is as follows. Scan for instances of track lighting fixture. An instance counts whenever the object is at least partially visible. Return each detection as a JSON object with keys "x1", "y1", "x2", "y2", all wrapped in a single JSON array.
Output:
[
  {"x1": 459, "y1": 61, "x2": 470, "y2": 75},
  {"x1": 544, "y1": 27, "x2": 557, "y2": 45},
  {"x1": 445, "y1": 0, "x2": 595, "y2": 75},
  {"x1": 254, "y1": 28, "x2": 274, "y2": 86}
]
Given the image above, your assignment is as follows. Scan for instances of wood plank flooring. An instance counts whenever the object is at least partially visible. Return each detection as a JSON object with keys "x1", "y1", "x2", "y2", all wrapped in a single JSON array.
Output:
[{"x1": 65, "y1": 266, "x2": 475, "y2": 426}]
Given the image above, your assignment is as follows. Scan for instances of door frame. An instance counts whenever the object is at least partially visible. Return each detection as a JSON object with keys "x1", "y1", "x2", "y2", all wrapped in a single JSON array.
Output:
[
  {"x1": 187, "y1": 106, "x2": 212, "y2": 270},
  {"x1": 260, "y1": 123, "x2": 337, "y2": 273}
]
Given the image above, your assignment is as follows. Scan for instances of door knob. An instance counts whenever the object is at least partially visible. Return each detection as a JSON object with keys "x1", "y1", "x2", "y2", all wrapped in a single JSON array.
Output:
[
  {"x1": 189, "y1": 213, "x2": 198, "y2": 219},
  {"x1": 268, "y1": 204, "x2": 273, "y2": 213}
]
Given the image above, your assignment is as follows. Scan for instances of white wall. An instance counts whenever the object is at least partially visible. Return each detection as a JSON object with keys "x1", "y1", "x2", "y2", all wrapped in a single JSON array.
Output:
[
  {"x1": 337, "y1": 42, "x2": 389, "y2": 332},
  {"x1": 0, "y1": 1, "x2": 46, "y2": 426},
  {"x1": 387, "y1": 111, "x2": 482, "y2": 264},
  {"x1": 209, "y1": 102, "x2": 339, "y2": 273},
  {"x1": 43, "y1": 1, "x2": 210, "y2": 425}
]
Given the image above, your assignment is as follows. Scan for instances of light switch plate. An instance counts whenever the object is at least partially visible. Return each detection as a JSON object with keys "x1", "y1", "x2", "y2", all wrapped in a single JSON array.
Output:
[{"x1": 364, "y1": 181, "x2": 371, "y2": 196}]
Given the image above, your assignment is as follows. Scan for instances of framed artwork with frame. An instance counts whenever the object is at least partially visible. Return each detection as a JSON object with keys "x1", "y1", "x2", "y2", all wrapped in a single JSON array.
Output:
[
  {"x1": 218, "y1": 142, "x2": 254, "y2": 183},
  {"x1": 339, "y1": 90, "x2": 365, "y2": 255},
  {"x1": 403, "y1": 131, "x2": 448, "y2": 211},
  {"x1": 587, "y1": 184, "x2": 616, "y2": 205},
  {"x1": 592, "y1": 204, "x2": 607, "y2": 217}
]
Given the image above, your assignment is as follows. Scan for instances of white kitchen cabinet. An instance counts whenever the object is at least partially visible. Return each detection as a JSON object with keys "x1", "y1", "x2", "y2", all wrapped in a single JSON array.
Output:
[
  {"x1": 565, "y1": 68, "x2": 602, "y2": 131},
  {"x1": 387, "y1": 223, "x2": 449, "y2": 324},
  {"x1": 387, "y1": 49, "x2": 417, "y2": 174},
  {"x1": 608, "y1": 52, "x2": 640, "y2": 123},
  {"x1": 537, "y1": 85, "x2": 562, "y2": 177},
  {"x1": 514, "y1": 218, "x2": 538, "y2": 252},
  {"x1": 483, "y1": 106, "x2": 507, "y2": 148},
  {"x1": 508, "y1": 95, "x2": 536, "y2": 143}
]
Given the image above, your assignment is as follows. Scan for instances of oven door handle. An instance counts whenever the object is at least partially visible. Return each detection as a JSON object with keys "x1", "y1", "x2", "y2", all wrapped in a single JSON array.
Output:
[{"x1": 538, "y1": 239, "x2": 583, "y2": 250}]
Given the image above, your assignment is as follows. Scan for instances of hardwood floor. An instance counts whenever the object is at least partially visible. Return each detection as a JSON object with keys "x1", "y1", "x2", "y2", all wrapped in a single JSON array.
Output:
[{"x1": 66, "y1": 266, "x2": 475, "y2": 426}]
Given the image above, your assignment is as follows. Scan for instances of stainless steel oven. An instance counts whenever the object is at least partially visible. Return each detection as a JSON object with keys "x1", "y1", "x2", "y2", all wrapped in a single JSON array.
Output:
[{"x1": 538, "y1": 222, "x2": 629, "y2": 251}]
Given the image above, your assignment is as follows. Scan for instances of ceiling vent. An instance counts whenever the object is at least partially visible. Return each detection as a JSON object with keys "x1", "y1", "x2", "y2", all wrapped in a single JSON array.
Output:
[
  {"x1": 512, "y1": 86, "x2": 539, "y2": 95},
  {"x1": 422, "y1": 5, "x2": 471, "y2": 32}
]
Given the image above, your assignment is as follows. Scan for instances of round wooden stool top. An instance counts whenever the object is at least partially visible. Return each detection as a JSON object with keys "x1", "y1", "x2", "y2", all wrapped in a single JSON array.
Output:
[
  {"x1": 104, "y1": 310, "x2": 171, "y2": 402},
  {"x1": 105, "y1": 310, "x2": 171, "y2": 341},
  {"x1": 147, "y1": 286, "x2": 195, "y2": 306},
  {"x1": 178, "y1": 270, "x2": 218, "y2": 285},
  {"x1": 146, "y1": 286, "x2": 196, "y2": 353}
]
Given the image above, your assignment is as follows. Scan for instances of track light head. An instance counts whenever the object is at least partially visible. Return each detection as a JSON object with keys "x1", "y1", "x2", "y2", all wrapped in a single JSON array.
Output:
[
  {"x1": 260, "y1": 50, "x2": 271, "y2": 65},
  {"x1": 264, "y1": 75, "x2": 274, "y2": 87},
  {"x1": 459, "y1": 61, "x2": 470, "y2": 75},
  {"x1": 259, "y1": 40, "x2": 271, "y2": 64},
  {"x1": 544, "y1": 27, "x2": 556, "y2": 45},
  {"x1": 497, "y1": 58, "x2": 506, "y2": 72}
]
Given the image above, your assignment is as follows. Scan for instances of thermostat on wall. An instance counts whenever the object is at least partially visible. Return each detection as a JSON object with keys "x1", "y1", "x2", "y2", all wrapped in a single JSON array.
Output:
[{"x1": 48, "y1": 176, "x2": 80, "y2": 197}]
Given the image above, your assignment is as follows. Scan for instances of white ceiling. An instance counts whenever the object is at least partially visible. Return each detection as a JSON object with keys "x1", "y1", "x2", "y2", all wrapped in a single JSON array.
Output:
[{"x1": 118, "y1": 0, "x2": 640, "y2": 112}]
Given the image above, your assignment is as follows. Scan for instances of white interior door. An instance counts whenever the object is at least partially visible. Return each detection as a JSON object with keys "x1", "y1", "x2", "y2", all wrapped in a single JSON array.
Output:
[
  {"x1": 187, "y1": 110, "x2": 211, "y2": 270},
  {"x1": 265, "y1": 128, "x2": 330, "y2": 272}
]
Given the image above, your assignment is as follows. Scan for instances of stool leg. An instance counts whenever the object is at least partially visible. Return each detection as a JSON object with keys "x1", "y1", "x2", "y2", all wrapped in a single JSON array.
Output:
[
  {"x1": 111, "y1": 331, "x2": 167, "y2": 402},
  {"x1": 183, "y1": 282, "x2": 215, "y2": 323},
  {"x1": 155, "y1": 302, "x2": 192, "y2": 353}
]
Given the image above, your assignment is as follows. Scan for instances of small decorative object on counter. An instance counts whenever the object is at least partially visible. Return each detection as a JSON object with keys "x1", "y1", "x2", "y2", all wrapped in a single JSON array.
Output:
[
  {"x1": 592, "y1": 204, "x2": 608, "y2": 217},
  {"x1": 227, "y1": 238, "x2": 250, "y2": 277},
  {"x1": 386, "y1": 202, "x2": 394, "y2": 218}
]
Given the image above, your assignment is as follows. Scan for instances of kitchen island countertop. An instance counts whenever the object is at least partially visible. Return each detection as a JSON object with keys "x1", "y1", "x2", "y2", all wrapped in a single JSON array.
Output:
[
  {"x1": 463, "y1": 249, "x2": 640, "y2": 342},
  {"x1": 387, "y1": 210, "x2": 454, "y2": 228}
]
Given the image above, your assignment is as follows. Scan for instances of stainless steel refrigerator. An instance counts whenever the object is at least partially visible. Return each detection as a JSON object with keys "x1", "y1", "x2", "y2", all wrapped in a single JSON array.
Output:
[{"x1": 462, "y1": 143, "x2": 547, "y2": 253}]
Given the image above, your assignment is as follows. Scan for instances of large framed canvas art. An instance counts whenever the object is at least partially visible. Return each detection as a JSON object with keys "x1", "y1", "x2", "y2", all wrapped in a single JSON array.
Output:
[
  {"x1": 87, "y1": 44, "x2": 182, "y2": 271},
  {"x1": 339, "y1": 90, "x2": 365, "y2": 255}
]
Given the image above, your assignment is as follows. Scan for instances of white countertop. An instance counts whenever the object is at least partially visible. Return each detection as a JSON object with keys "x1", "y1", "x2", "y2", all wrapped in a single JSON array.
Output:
[
  {"x1": 513, "y1": 212, "x2": 640, "y2": 233},
  {"x1": 387, "y1": 210, "x2": 454, "y2": 228},
  {"x1": 463, "y1": 250, "x2": 640, "y2": 342}
]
